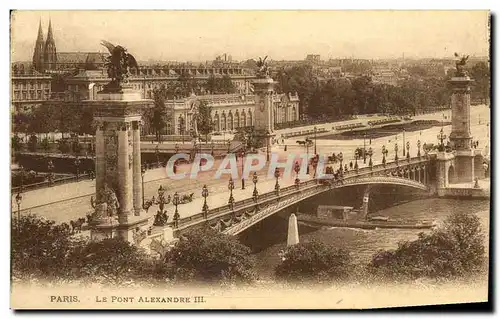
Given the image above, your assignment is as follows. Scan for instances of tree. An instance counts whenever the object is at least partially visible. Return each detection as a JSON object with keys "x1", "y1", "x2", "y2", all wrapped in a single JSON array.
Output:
[
  {"x1": 12, "y1": 214, "x2": 74, "y2": 281},
  {"x1": 275, "y1": 241, "x2": 352, "y2": 284},
  {"x1": 161, "y1": 228, "x2": 256, "y2": 284},
  {"x1": 68, "y1": 237, "x2": 152, "y2": 286},
  {"x1": 471, "y1": 62, "x2": 490, "y2": 104},
  {"x1": 151, "y1": 86, "x2": 169, "y2": 142},
  {"x1": 196, "y1": 100, "x2": 213, "y2": 142},
  {"x1": 368, "y1": 211, "x2": 486, "y2": 281}
]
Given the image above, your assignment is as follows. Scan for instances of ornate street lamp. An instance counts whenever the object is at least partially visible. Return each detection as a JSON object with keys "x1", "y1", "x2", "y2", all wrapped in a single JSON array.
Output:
[
  {"x1": 368, "y1": 147, "x2": 373, "y2": 168},
  {"x1": 74, "y1": 157, "x2": 81, "y2": 181},
  {"x1": 394, "y1": 143, "x2": 399, "y2": 163},
  {"x1": 382, "y1": 145, "x2": 387, "y2": 167},
  {"x1": 423, "y1": 143, "x2": 429, "y2": 156},
  {"x1": 228, "y1": 178, "x2": 235, "y2": 208},
  {"x1": 227, "y1": 140, "x2": 231, "y2": 153},
  {"x1": 274, "y1": 168, "x2": 281, "y2": 195},
  {"x1": 294, "y1": 161, "x2": 301, "y2": 187},
  {"x1": 437, "y1": 127, "x2": 447, "y2": 151},
  {"x1": 252, "y1": 171, "x2": 259, "y2": 202},
  {"x1": 15, "y1": 192, "x2": 22, "y2": 232},
  {"x1": 402, "y1": 129, "x2": 406, "y2": 157},
  {"x1": 175, "y1": 143, "x2": 179, "y2": 154},
  {"x1": 202, "y1": 184, "x2": 209, "y2": 218},
  {"x1": 338, "y1": 152, "x2": 343, "y2": 171},
  {"x1": 47, "y1": 159, "x2": 54, "y2": 187},
  {"x1": 141, "y1": 165, "x2": 146, "y2": 207},
  {"x1": 354, "y1": 151, "x2": 359, "y2": 171},
  {"x1": 417, "y1": 140, "x2": 421, "y2": 158},
  {"x1": 173, "y1": 191, "x2": 180, "y2": 219},
  {"x1": 406, "y1": 141, "x2": 410, "y2": 161}
]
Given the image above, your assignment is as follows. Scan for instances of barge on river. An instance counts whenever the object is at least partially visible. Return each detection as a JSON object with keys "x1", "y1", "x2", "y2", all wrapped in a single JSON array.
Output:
[{"x1": 296, "y1": 205, "x2": 436, "y2": 230}]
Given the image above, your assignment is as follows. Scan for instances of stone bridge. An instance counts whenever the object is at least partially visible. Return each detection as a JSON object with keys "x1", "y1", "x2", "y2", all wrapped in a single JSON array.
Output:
[{"x1": 172, "y1": 156, "x2": 432, "y2": 237}]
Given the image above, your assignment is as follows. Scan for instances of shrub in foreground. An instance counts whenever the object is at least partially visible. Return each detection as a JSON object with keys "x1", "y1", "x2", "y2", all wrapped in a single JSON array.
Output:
[
  {"x1": 368, "y1": 211, "x2": 486, "y2": 281},
  {"x1": 274, "y1": 241, "x2": 352, "y2": 284}
]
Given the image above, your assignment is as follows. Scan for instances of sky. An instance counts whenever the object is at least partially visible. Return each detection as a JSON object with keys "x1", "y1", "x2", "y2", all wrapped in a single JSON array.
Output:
[{"x1": 10, "y1": 10, "x2": 490, "y2": 62}]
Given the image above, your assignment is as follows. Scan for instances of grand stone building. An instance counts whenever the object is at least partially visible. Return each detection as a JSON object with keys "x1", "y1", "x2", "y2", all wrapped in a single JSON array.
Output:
[
  {"x1": 11, "y1": 64, "x2": 52, "y2": 113},
  {"x1": 147, "y1": 92, "x2": 300, "y2": 136}
]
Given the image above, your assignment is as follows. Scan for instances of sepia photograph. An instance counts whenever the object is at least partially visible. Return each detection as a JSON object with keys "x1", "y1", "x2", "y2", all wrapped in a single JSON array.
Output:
[{"x1": 9, "y1": 10, "x2": 491, "y2": 310}]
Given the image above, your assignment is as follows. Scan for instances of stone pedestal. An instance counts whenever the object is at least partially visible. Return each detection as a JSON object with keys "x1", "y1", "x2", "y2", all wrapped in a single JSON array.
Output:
[
  {"x1": 287, "y1": 213, "x2": 299, "y2": 246},
  {"x1": 454, "y1": 150, "x2": 475, "y2": 183},
  {"x1": 87, "y1": 85, "x2": 153, "y2": 244},
  {"x1": 435, "y1": 152, "x2": 455, "y2": 189}
]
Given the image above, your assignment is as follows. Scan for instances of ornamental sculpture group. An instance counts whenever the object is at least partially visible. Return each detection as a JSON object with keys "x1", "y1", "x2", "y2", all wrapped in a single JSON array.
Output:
[
  {"x1": 100, "y1": 40, "x2": 139, "y2": 90},
  {"x1": 454, "y1": 52, "x2": 469, "y2": 77}
]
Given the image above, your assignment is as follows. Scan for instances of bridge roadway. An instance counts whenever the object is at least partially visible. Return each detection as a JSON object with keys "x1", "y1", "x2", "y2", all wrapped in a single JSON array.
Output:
[{"x1": 169, "y1": 156, "x2": 431, "y2": 237}]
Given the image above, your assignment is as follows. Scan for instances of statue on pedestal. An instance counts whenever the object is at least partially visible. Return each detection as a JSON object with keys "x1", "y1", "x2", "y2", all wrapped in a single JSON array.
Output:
[
  {"x1": 256, "y1": 56, "x2": 271, "y2": 79},
  {"x1": 100, "y1": 40, "x2": 140, "y2": 90},
  {"x1": 454, "y1": 52, "x2": 469, "y2": 77},
  {"x1": 101, "y1": 183, "x2": 120, "y2": 218}
]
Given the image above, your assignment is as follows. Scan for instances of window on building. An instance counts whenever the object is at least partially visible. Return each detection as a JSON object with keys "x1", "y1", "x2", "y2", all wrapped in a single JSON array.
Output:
[
  {"x1": 38, "y1": 82, "x2": 42, "y2": 89},
  {"x1": 14, "y1": 92, "x2": 20, "y2": 100},
  {"x1": 37, "y1": 91, "x2": 42, "y2": 99},
  {"x1": 22, "y1": 92, "x2": 27, "y2": 100}
]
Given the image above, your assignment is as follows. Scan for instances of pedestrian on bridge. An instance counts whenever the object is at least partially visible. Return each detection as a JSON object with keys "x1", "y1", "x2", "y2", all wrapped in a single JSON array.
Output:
[{"x1": 349, "y1": 161, "x2": 353, "y2": 170}]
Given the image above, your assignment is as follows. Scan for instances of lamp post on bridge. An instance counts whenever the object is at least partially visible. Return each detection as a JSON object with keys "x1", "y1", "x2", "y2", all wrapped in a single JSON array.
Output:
[
  {"x1": 406, "y1": 141, "x2": 410, "y2": 161},
  {"x1": 417, "y1": 140, "x2": 421, "y2": 158},
  {"x1": 394, "y1": 143, "x2": 399, "y2": 163},
  {"x1": 155, "y1": 145, "x2": 160, "y2": 167},
  {"x1": 437, "y1": 127, "x2": 447, "y2": 151},
  {"x1": 294, "y1": 161, "x2": 301, "y2": 188},
  {"x1": 354, "y1": 149, "x2": 359, "y2": 171},
  {"x1": 382, "y1": 145, "x2": 387, "y2": 167},
  {"x1": 402, "y1": 129, "x2": 406, "y2": 157},
  {"x1": 202, "y1": 184, "x2": 209, "y2": 219},
  {"x1": 338, "y1": 152, "x2": 343, "y2": 176},
  {"x1": 252, "y1": 171, "x2": 259, "y2": 202},
  {"x1": 173, "y1": 192, "x2": 180, "y2": 228},
  {"x1": 274, "y1": 168, "x2": 281, "y2": 196},
  {"x1": 228, "y1": 178, "x2": 235, "y2": 208},
  {"x1": 368, "y1": 147, "x2": 373, "y2": 169}
]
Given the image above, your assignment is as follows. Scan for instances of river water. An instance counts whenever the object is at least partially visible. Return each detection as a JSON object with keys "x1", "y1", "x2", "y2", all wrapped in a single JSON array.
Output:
[{"x1": 238, "y1": 178, "x2": 490, "y2": 280}]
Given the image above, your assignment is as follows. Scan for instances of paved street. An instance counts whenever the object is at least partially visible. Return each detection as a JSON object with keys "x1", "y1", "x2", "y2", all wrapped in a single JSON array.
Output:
[{"x1": 12, "y1": 105, "x2": 490, "y2": 224}]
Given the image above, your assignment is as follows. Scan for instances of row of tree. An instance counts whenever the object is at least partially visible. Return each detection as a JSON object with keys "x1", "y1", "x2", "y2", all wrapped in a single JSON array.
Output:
[
  {"x1": 12, "y1": 211, "x2": 486, "y2": 287},
  {"x1": 273, "y1": 62, "x2": 490, "y2": 120}
]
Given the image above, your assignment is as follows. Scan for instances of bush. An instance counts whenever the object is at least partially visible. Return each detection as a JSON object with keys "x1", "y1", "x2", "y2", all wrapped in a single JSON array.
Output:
[
  {"x1": 275, "y1": 241, "x2": 352, "y2": 284},
  {"x1": 68, "y1": 237, "x2": 152, "y2": 286},
  {"x1": 58, "y1": 139, "x2": 70, "y2": 154},
  {"x1": 368, "y1": 211, "x2": 486, "y2": 281},
  {"x1": 12, "y1": 214, "x2": 74, "y2": 281},
  {"x1": 162, "y1": 228, "x2": 256, "y2": 284}
]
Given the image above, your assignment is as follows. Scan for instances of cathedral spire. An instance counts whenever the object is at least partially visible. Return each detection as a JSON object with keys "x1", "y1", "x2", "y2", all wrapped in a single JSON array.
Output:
[
  {"x1": 44, "y1": 18, "x2": 57, "y2": 71},
  {"x1": 46, "y1": 18, "x2": 54, "y2": 42},
  {"x1": 36, "y1": 19, "x2": 44, "y2": 42},
  {"x1": 33, "y1": 18, "x2": 45, "y2": 72}
]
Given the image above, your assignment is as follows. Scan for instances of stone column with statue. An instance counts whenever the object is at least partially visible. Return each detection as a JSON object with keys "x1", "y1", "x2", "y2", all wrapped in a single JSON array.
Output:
[
  {"x1": 86, "y1": 41, "x2": 155, "y2": 243},
  {"x1": 448, "y1": 53, "x2": 476, "y2": 183},
  {"x1": 251, "y1": 56, "x2": 276, "y2": 160}
]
